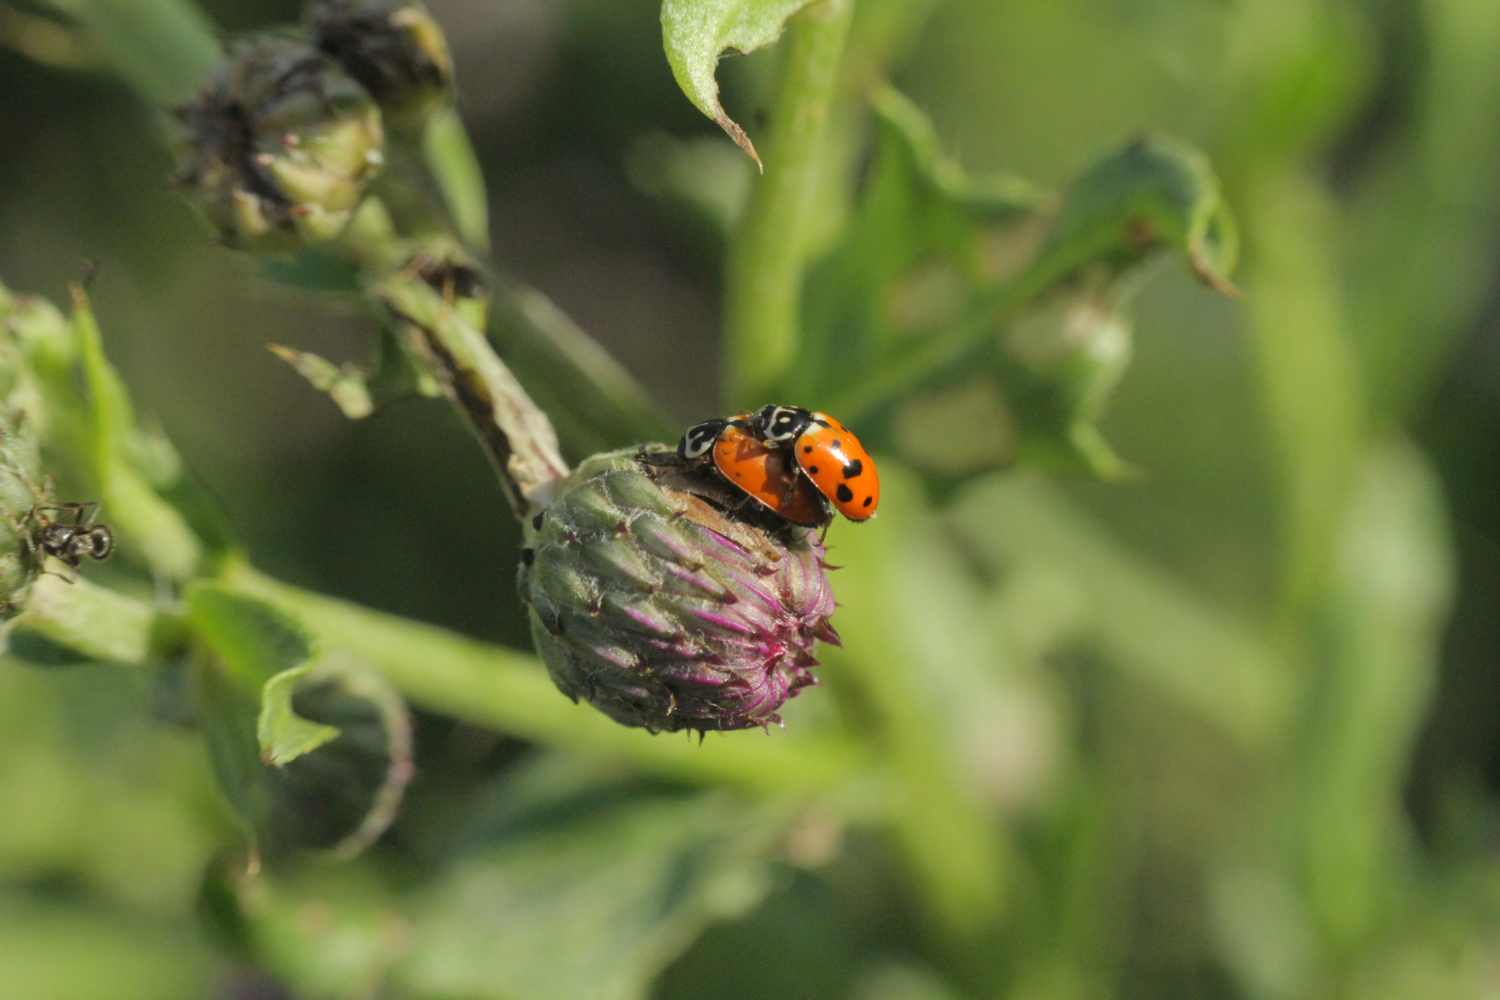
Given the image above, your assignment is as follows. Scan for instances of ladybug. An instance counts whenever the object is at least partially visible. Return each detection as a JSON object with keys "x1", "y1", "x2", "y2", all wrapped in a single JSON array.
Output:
[
  {"x1": 751, "y1": 405, "x2": 880, "y2": 522},
  {"x1": 678, "y1": 414, "x2": 829, "y2": 528}
]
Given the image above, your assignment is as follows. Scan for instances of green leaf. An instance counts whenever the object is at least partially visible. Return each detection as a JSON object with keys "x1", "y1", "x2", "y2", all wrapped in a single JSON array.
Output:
[
  {"x1": 268, "y1": 346, "x2": 377, "y2": 420},
  {"x1": 258, "y1": 664, "x2": 342, "y2": 766},
  {"x1": 1032, "y1": 133, "x2": 1239, "y2": 297},
  {"x1": 660, "y1": 0, "x2": 815, "y2": 163},
  {"x1": 396, "y1": 772, "x2": 791, "y2": 1000},
  {"x1": 260, "y1": 657, "x2": 413, "y2": 858},
  {"x1": 186, "y1": 582, "x2": 314, "y2": 690},
  {"x1": 220, "y1": 863, "x2": 408, "y2": 1000},
  {"x1": 11, "y1": 574, "x2": 156, "y2": 666},
  {"x1": 189, "y1": 584, "x2": 413, "y2": 857},
  {"x1": 26, "y1": 0, "x2": 220, "y2": 105},
  {"x1": 0, "y1": 895, "x2": 211, "y2": 1000},
  {"x1": 72, "y1": 286, "x2": 203, "y2": 581},
  {"x1": 810, "y1": 91, "x2": 1237, "y2": 477}
]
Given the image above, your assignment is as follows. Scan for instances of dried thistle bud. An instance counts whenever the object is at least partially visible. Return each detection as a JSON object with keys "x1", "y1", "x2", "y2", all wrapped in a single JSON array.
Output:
[
  {"x1": 173, "y1": 35, "x2": 385, "y2": 252},
  {"x1": 519, "y1": 446, "x2": 839, "y2": 734},
  {"x1": 308, "y1": 0, "x2": 454, "y2": 124}
]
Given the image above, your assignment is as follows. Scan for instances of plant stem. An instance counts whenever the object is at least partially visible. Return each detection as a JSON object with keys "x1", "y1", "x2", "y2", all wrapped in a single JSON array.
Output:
[
  {"x1": 225, "y1": 565, "x2": 866, "y2": 794},
  {"x1": 487, "y1": 279, "x2": 678, "y2": 457},
  {"x1": 724, "y1": 0, "x2": 855, "y2": 408},
  {"x1": 1239, "y1": 170, "x2": 1364, "y2": 636},
  {"x1": 375, "y1": 272, "x2": 570, "y2": 518}
]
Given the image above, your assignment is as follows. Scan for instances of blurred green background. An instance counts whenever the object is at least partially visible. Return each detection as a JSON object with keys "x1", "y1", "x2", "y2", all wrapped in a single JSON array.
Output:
[{"x1": 4, "y1": 0, "x2": 1500, "y2": 997}]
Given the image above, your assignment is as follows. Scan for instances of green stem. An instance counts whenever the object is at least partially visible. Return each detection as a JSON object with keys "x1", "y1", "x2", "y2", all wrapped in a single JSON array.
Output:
[
  {"x1": 724, "y1": 0, "x2": 855, "y2": 407},
  {"x1": 224, "y1": 565, "x2": 866, "y2": 794},
  {"x1": 487, "y1": 278, "x2": 678, "y2": 457},
  {"x1": 374, "y1": 267, "x2": 570, "y2": 518},
  {"x1": 422, "y1": 106, "x2": 491, "y2": 253},
  {"x1": 10, "y1": 559, "x2": 866, "y2": 792},
  {"x1": 1240, "y1": 170, "x2": 1365, "y2": 635}
]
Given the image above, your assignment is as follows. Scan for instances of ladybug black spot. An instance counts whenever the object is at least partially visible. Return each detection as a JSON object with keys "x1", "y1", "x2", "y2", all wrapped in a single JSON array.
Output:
[
  {"x1": 836, "y1": 484, "x2": 854, "y2": 503},
  {"x1": 842, "y1": 459, "x2": 863, "y2": 479},
  {"x1": 803, "y1": 445, "x2": 813, "y2": 453},
  {"x1": 862, "y1": 495, "x2": 873, "y2": 507},
  {"x1": 809, "y1": 466, "x2": 820, "y2": 475}
]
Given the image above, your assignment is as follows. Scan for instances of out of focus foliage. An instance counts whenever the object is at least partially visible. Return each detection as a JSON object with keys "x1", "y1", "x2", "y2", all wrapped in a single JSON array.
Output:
[{"x1": 3, "y1": 0, "x2": 1500, "y2": 999}]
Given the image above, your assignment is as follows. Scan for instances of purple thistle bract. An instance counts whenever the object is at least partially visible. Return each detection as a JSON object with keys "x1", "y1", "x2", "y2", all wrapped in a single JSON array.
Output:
[{"x1": 519, "y1": 447, "x2": 839, "y2": 734}]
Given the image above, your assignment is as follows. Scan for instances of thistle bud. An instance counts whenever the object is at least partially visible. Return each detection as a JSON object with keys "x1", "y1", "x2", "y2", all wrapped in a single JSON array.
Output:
[
  {"x1": 519, "y1": 447, "x2": 839, "y2": 734},
  {"x1": 0, "y1": 289, "x2": 46, "y2": 618},
  {"x1": 173, "y1": 36, "x2": 385, "y2": 252},
  {"x1": 307, "y1": 0, "x2": 454, "y2": 124}
]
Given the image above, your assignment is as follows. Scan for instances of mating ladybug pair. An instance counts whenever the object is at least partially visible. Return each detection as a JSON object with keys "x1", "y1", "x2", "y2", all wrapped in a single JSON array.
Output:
[{"x1": 677, "y1": 405, "x2": 880, "y2": 528}]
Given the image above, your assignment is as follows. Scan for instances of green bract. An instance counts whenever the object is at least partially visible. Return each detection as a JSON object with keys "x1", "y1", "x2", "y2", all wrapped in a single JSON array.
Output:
[
  {"x1": 173, "y1": 35, "x2": 385, "y2": 252},
  {"x1": 520, "y1": 447, "x2": 839, "y2": 734},
  {"x1": 308, "y1": 0, "x2": 454, "y2": 125}
]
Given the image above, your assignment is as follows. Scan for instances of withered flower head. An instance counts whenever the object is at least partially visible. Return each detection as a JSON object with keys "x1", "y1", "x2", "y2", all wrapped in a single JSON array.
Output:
[
  {"x1": 519, "y1": 447, "x2": 839, "y2": 734},
  {"x1": 173, "y1": 35, "x2": 385, "y2": 252},
  {"x1": 307, "y1": 0, "x2": 454, "y2": 124}
]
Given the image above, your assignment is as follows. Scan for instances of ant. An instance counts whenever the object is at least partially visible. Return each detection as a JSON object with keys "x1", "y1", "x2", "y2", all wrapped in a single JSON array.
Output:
[{"x1": 23, "y1": 501, "x2": 114, "y2": 583}]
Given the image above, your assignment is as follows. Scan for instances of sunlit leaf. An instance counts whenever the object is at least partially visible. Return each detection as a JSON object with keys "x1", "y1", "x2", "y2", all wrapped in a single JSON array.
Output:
[{"x1": 660, "y1": 0, "x2": 814, "y2": 163}]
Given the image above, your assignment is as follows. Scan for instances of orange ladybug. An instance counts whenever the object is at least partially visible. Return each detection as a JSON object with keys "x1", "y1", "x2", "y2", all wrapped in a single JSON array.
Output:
[
  {"x1": 751, "y1": 405, "x2": 880, "y2": 522},
  {"x1": 678, "y1": 414, "x2": 829, "y2": 528}
]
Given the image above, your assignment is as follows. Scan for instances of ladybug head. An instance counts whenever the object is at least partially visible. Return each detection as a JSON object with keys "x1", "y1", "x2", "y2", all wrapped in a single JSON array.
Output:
[{"x1": 753, "y1": 405, "x2": 812, "y2": 444}]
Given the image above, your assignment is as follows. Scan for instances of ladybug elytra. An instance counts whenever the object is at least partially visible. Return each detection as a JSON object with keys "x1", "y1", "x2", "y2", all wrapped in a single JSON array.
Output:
[
  {"x1": 677, "y1": 405, "x2": 880, "y2": 526},
  {"x1": 750, "y1": 405, "x2": 879, "y2": 522}
]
